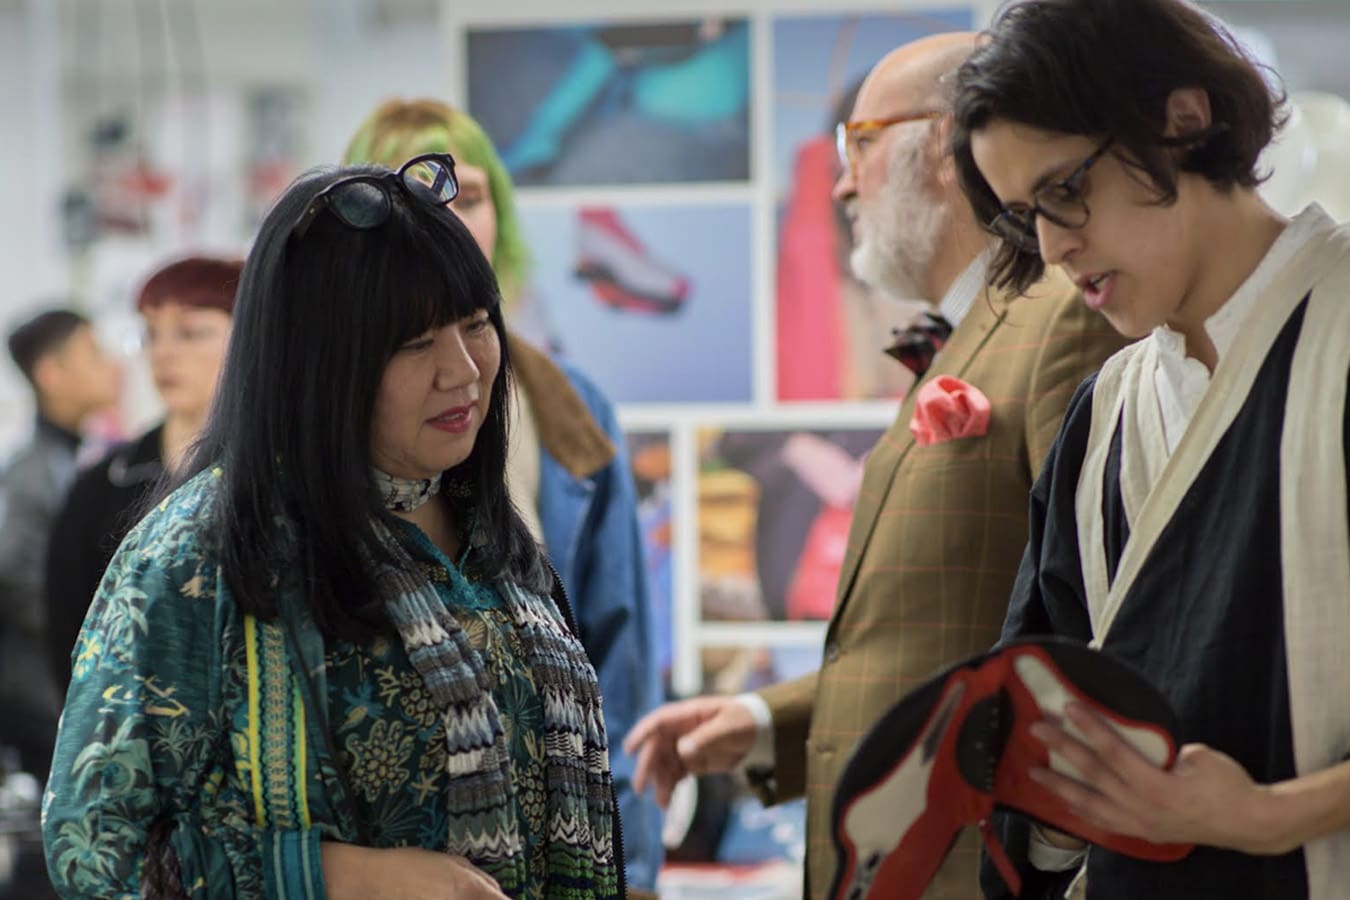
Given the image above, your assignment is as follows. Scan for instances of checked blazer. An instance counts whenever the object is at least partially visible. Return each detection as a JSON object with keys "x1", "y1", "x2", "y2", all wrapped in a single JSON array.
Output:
[{"x1": 754, "y1": 267, "x2": 1128, "y2": 900}]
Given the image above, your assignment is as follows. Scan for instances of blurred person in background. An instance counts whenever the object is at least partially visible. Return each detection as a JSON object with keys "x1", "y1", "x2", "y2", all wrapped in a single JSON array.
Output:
[
  {"x1": 344, "y1": 97, "x2": 663, "y2": 893},
  {"x1": 45, "y1": 255, "x2": 242, "y2": 697},
  {"x1": 0, "y1": 308, "x2": 118, "y2": 782}
]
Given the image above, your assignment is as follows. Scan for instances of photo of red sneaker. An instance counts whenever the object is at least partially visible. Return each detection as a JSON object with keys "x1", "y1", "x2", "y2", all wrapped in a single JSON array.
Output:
[{"x1": 574, "y1": 207, "x2": 691, "y2": 315}]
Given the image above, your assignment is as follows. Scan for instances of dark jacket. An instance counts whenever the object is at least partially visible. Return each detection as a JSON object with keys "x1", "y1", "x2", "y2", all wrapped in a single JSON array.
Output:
[
  {"x1": 0, "y1": 417, "x2": 81, "y2": 777},
  {"x1": 45, "y1": 425, "x2": 164, "y2": 695}
]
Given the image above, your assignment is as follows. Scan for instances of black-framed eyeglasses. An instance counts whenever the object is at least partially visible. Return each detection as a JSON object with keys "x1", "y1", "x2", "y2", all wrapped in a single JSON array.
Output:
[
  {"x1": 291, "y1": 153, "x2": 460, "y2": 241},
  {"x1": 988, "y1": 137, "x2": 1114, "y2": 254}
]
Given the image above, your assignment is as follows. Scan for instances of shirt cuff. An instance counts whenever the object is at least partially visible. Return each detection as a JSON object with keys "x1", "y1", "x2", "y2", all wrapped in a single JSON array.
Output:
[
  {"x1": 262, "y1": 829, "x2": 330, "y2": 900},
  {"x1": 1027, "y1": 823, "x2": 1088, "y2": 872},
  {"x1": 735, "y1": 692, "x2": 775, "y2": 770}
]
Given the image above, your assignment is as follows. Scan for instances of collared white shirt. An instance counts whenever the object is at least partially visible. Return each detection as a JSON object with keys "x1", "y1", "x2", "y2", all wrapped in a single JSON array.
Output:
[
  {"x1": 934, "y1": 245, "x2": 991, "y2": 330},
  {"x1": 1150, "y1": 206, "x2": 1317, "y2": 455}
]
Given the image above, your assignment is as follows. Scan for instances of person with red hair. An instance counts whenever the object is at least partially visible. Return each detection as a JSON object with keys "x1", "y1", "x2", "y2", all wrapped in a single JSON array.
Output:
[{"x1": 45, "y1": 254, "x2": 241, "y2": 695}]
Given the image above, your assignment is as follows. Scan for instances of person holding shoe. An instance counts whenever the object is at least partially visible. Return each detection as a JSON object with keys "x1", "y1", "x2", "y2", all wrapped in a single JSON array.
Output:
[{"x1": 953, "y1": 1, "x2": 1350, "y2": 896}]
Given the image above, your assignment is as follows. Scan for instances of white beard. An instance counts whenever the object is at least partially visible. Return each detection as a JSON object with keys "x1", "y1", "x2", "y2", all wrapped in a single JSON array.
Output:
[{"x1": 849, "y1": 126, "x2": 947, "y2": 302}]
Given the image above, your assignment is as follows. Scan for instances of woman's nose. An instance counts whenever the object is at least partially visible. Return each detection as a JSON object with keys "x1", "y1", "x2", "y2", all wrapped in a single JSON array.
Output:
[{"x1": 432, "y1": 334, "x2": 479, "y2": 391}]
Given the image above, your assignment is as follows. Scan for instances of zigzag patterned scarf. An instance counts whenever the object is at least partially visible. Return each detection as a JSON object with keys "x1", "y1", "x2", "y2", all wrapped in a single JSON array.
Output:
[{"x1": 369, "y1": 517, "x2": 619, "y2": 897}]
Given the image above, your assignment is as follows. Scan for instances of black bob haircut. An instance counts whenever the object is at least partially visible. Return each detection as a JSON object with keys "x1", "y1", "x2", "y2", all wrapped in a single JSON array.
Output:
[
  {"x1": 952, "y1": 0, "x2": 1286, "y2": 293},
  {"x1": 175, "y1": 164, "x2": 549, "y2": 640}
]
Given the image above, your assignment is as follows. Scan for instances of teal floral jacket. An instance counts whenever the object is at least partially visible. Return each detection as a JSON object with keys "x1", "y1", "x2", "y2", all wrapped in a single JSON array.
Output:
[{"x1": 42, "y1": 469, "x2": 613, "y2": 899}]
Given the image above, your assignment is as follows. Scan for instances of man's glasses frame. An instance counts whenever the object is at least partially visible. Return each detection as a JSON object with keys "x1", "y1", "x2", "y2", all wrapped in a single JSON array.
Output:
[
  {"x1": 987, "y1": 137, "x2": 1115, "y2": 254},
  {"x1": 291, "y1": 152, "x2": 460, "y2": 242},
  {"x1": 835, "y1": 111, "x2": 944, "y2": 180}
]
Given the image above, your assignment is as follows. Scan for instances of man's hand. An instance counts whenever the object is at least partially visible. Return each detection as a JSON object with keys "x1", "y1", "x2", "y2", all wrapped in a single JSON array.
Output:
[{"x1": 623, "y1": 696, "x2": 758, "y2": 808}]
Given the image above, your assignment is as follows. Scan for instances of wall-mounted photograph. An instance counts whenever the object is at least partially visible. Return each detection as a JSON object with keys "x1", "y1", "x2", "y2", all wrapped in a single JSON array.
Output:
[
  {"x1": 772, "y1": 10, "x2": 974, "y2": 402},
  {"x1": 515, "y1": 202, "x2": 753, "y2": 404},
  {"x1": 467, "y1": 18, "x2": 751, "y2": 186},
  {"x1": 697, "y1": 426, "x2": 885, "y2": 622}
]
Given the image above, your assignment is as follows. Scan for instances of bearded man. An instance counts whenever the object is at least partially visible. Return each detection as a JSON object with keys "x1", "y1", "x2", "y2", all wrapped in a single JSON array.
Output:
[{"x1": 626, "y1": 32, "x2": 1128, "y2": 898}]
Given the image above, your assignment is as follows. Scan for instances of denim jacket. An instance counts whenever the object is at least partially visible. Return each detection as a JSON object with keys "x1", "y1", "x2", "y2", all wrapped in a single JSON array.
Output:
[{"x1": 510, "y1": 335, "x2": 664, "y2": 889}]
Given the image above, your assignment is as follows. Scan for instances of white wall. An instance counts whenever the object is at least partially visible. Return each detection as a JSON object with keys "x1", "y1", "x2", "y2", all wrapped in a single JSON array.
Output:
[
  {"x1": 0, "y1": 0, "x2": 69, "y2": 449},
  {"x1": 0, "y1": 0, "x2": 453, "y2": 454},
  {"x1": 0, "y1": 0, "x2": 1344, "y2": 455}
]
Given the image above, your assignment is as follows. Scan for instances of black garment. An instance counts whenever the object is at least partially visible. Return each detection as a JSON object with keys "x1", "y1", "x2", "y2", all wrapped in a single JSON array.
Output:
[
  {"x1": 0, "y1": 415, "x2": 82, "y2": 782},
  {"x1": 35, "y1": 417, "x2": 81, "y2": 457},
  {"x1": 44, "y1": 425, "x2": 164, "y2": 695},
  {"x1": 983, "y1": 299, "x2": 1346, "y2": 900}
]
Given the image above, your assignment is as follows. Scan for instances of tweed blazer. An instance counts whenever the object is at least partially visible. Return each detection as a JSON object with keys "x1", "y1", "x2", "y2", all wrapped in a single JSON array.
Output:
[{"x1": 755, "y1": 268, "x2": 1128, "y2": 900}]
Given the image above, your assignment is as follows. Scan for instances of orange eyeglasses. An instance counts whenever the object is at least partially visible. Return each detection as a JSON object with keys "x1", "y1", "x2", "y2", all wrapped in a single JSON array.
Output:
[{"x1": 834, "y1": 111, "x2": 944, "y2": 179}]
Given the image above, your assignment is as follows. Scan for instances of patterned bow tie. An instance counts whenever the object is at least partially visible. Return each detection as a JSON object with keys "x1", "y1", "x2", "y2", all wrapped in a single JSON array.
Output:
[{"x1": 884, "y1": 311, "x2": 954, "y2": 379}]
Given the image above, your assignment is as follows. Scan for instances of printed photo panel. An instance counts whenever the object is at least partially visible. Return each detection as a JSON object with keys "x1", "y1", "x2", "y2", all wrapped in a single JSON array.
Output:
[
  {"x1": 697, "y1": 425, "x2": 885, "y2": 623},
  {"x1": 772, "y1": 9, "x2": 975, "y2": 401},
  {"x1": 515, "y1": 202, "x2": 753, "y2": 404},
  {"x1": 467, "y1": 19, "x2": 751, "y2": 186}
]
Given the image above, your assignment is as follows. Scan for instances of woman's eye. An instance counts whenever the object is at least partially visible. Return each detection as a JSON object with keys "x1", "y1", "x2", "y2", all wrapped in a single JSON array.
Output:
[
  {"x1": 466, "y1": 315, "x2": 491, "y2": 334},
  {"x1": 453, "y1": 194, "x2": 482, "y2": 211},
  {"x1": 401, "y1": 337, "x2": 434, "y2": 352}
]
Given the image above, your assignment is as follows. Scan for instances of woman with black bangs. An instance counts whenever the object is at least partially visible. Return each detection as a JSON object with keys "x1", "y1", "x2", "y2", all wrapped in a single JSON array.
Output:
[
  {"x1": 42, "y1": 160, "x2": 623, "y2": 899},
  {"x1": 950, "y1": 1, "x2": 1350, "y2": 898}
]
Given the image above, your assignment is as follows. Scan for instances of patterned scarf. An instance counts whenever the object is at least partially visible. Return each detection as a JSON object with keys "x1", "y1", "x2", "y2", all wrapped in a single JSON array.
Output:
[
  {"x1": 372, "y1": 468, "x2": 441, "y2": 512},
  {"x1": 367, "y1": 516, "x2": 619, "y2": 897}
]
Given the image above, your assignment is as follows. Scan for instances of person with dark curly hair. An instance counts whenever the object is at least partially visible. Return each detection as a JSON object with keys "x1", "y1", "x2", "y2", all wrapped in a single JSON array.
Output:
[{"x1": 953, "y1": 1, "x2": 1350, "y2": 897}]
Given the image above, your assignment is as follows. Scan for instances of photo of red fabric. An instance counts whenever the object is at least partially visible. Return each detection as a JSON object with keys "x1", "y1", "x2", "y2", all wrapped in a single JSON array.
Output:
[
  {"x1": 776, "y1": 135, "x2": 844, "y2": 400},
  {"x1": 785, "y1": 504, "x2": 852, "y2": 620}
]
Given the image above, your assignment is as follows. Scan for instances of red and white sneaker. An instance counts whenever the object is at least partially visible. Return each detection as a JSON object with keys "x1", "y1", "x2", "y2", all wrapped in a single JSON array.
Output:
[
  {"x1": 829, "y1": 637, "x2": 1193, "y2": 900},
  {"x1": 573, "y1": 207, "x2": 691, "y2": 314}
]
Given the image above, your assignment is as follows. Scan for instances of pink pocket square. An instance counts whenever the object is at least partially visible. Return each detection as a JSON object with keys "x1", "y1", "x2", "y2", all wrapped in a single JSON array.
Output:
[{"x1": 909, "y1": 375, "x2": 991, "y2": 447}]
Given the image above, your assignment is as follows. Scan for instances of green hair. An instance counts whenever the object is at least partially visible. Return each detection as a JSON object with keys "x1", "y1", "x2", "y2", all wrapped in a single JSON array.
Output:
[{"x1": 343, "y1": 98, "x2": 531, "y2": 304}]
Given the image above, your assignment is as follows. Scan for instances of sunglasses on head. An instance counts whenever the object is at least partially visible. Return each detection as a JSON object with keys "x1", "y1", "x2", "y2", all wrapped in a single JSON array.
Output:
[{"x1": 291, "y1": 153, "x2": 460, "y2": 242}]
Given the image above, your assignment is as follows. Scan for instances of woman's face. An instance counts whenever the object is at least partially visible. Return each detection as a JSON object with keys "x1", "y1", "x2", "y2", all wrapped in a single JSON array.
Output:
[
  {"x1": 970, "y1": 119, "x2": 1205, "y2": 338},
  {"x1": 370, "y1": 310, "x2": 501, "y2": 481},
  {"x1": 448, "y1": 162, "x2": 498, "y2": 266},
  {"x1": 142, "y1": 302, "x2": 232, "y2": 420}
]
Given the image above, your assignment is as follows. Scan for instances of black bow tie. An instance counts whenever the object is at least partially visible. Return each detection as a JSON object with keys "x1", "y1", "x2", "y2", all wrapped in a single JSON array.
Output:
[{"x1": 884, "y1": 311, "x2": 954, "y2": 379}]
